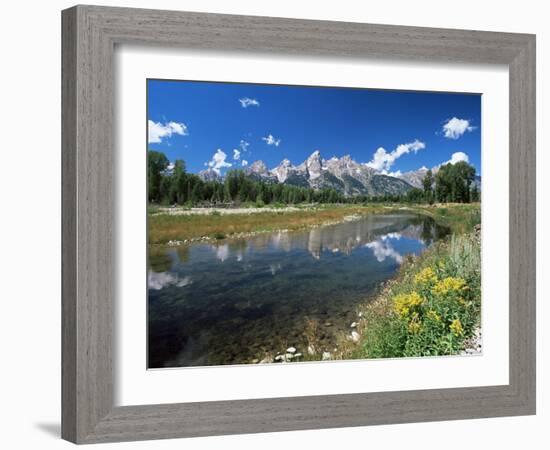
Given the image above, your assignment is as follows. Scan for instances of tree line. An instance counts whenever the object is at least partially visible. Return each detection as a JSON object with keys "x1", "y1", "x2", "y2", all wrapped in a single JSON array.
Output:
[{"x1": 148, "y1": 150, "x2": 480, "y2": 206}]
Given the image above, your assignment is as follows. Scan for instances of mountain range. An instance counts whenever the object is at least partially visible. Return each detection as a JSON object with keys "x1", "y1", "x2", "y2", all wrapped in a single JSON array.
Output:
[{"x1": 199, "y1": 150, "x2": 480, "y2": 196}]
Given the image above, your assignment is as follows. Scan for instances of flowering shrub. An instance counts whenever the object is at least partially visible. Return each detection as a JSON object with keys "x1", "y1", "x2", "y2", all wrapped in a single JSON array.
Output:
[
  {"x1": 432, "y1": 276, "x2": 467, "y2": 296},
  {"x1": 393, "y1": 292, "x2": 424, "y2": 318},
  {"x1": 414, "y1": 267, "x2": 438, "y2": 287}
]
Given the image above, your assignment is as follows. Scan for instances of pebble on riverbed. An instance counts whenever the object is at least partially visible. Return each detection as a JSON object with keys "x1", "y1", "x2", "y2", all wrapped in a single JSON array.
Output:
[{"x1": 258, "y1": 346, "x2": 303, "y2": 364}]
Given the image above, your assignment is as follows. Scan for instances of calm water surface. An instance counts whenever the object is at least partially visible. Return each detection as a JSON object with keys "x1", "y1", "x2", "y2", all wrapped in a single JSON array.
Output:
[{"x1": 148, "y1": 213, "x2": 448, "y2": 368}]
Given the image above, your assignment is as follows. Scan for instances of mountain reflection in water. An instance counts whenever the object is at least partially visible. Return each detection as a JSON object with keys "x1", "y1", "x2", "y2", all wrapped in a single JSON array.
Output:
[{"x1": 148, "y1": 213, "x2": 449, "y2": 368}]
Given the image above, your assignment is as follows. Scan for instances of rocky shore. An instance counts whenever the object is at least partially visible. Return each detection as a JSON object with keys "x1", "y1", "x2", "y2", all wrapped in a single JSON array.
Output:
[{"x1": 155, "y1": 206, "x2": 306, "y2": 216}]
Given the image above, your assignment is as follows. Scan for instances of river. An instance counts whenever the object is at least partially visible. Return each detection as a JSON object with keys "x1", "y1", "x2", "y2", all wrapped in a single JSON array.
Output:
[{"x1": 148, "y1": 213, "x2": 449, "y2": 368}]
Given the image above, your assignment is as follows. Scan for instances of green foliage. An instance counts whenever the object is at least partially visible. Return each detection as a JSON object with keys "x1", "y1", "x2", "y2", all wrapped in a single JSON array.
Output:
[
  {"x1": 147, "y1": 150, "x2": 169, "y2": 202},
  {"x1": 435, "y1": 161, "x2": 476, "y2": 203},
  {"x1": 405, "y1": 187, "x2": 424, "y2": 203},
  {"x1": 471, "y1": 183, "x2": 480, "y2": 202},
  {"x1": 422, "y1": 169, "x2": 435, "y2": 204}
]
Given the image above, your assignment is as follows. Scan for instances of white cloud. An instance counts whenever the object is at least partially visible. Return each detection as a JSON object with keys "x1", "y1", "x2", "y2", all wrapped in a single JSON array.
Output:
[
  {"x1": 233, "y1": 149, "x2": 241, "y2": 160},
  {"x1": 365, "y1": 238, "x2": 403, "y2": 264},
  {"x1": 382, "y1": 232, "x2": 402, "y2": 240},
  {"x1": 206, "y1": 149, "x2": 232, "y2": 174},
  {"x1": 444, "y1": 151, "x2": 469, "y2": 165},
  {"x1": 239, "y1": 97, "x2": 260, "y2": 108},
  {"x1": 386, "y1": 170, "x2": 402, "y2": 177},
  {"x1": 442, "y1": 117, "x2": 476, "y2": 139},
  {"x1": 148, "y1": 272, "x2": 192, "y2": 290},
  {"x1": 366, "y1": 139, "x2": 425, "y2": 172},
  {"x1": 262, "y1": 134, "x2": 281, "y2": 147},
  {"x1": 408, "y1": 153, "x2": 471, "y2": 175},
  {"x1": 241, "y1": 160, "x2": 249, "y2": 167},
  {"x1": 148, "y1": 120, "x2": 188, "y2": 144},
  {"x1": 239, "y1": 139, "x2": 250, "y2": 152}
]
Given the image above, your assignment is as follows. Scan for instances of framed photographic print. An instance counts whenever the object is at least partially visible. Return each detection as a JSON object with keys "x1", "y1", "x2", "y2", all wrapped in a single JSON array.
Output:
[{"x1": 62, "y1": 5, "x2": 536, "y2": 444}]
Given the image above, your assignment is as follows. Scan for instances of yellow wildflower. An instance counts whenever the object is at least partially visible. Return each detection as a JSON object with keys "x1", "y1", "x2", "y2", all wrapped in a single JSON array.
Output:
[
  {"x1": 432, "y1": 277, "x2": 467, "y2": 296},
  {"x1": 393, "y1": 292, "x2": 423, "y2": 318},
  {"x1": 427, "y1": 309, "x2": 441, "y2": 322},
  {"x1": 414, "y1": 267, "x2": 438, "y2": 287},
  {"x1": 450, "y1": 319, "x2": 464, "y2": 336}
]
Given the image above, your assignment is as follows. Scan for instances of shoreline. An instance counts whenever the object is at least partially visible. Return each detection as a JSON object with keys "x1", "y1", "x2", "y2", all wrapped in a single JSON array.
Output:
[
  {"x1": 252, "y1": 231, "x2": 482, "y2": 364},
  {"x1": 148, "y1": 204, "x2": 396, "y2": 245},
  {"x1": 160, "y1": 213, "x2": 366, "y2": 247}
]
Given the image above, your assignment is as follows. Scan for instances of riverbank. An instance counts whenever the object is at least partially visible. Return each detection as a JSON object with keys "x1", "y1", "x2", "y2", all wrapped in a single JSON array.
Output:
[
  {"x1": 244, "y1": 204, "x2": 481, "y2": 364},
  {"x1": 338, "y1": 229, "x2": 481, "y2": 359},
  {"x1": 148, "y1": 204, "x2": 383, "y2": 245},
  {"x1": 251, "y1": 229, "x2": 481, "y2": 364},
  {"x1": 148, "y1": 203, "x2": 480, "y2": 245}
]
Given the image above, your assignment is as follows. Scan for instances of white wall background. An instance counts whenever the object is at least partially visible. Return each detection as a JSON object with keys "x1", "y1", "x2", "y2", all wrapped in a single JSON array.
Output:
[{"x1": 0, "y1": 1, "x2": 546, "y2": 448}]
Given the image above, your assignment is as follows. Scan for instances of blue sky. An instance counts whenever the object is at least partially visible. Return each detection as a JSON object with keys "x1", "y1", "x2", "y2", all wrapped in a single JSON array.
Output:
[{"x1": 147, "y1": 79, "x2": 481, "y2": 176}]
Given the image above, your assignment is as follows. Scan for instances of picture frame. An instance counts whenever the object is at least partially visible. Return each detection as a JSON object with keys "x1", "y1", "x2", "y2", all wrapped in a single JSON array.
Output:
[{"x1": 61, "y1": 4, "x2": 536, "y2": 444}]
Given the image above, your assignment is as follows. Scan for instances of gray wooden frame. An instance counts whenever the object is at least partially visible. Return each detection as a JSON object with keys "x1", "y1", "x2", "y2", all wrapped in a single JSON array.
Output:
[{"x1": 62, "y1": 4, "x2": 536, "y2": 444}]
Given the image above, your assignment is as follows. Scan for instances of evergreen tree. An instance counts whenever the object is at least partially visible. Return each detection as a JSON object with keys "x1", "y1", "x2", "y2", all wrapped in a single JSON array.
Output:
[
  {"x1": 147, "y1": 150, "x2": 169, "y2": 203},
  {"x1": 422, "y1": 169, "x2": 434, "y2": 204}
]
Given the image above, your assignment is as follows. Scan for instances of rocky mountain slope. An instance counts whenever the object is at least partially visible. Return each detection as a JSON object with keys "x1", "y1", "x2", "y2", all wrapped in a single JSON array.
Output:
[
  {"x1": 198, "y1": 168, "x2": 222, "y2": 182},
  {"x1": 246, "y1": 150, "x2": 412, "y2": 196},
  {"x1": 397, "y1": 167, "x2": 430, "y2": 189},
  {"x1": 397, "y1": 167, "x2": 481, "y2": 190},
  {"x1": 199, "y1": 150, "x2": 480, "y2": 196}
]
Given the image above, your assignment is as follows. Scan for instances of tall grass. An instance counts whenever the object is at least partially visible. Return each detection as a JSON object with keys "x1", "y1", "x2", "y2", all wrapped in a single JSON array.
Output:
[{"x1": 429, "y1": 203, "x2": 481, "y2": 234}]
